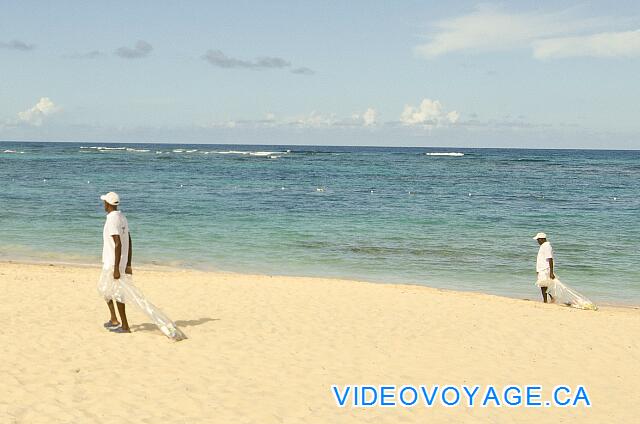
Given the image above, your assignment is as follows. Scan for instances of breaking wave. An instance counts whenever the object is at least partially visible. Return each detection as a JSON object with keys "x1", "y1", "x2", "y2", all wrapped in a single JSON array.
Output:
[{"x1": 425, "y1": 152, "x2": 464, "y2": 157}]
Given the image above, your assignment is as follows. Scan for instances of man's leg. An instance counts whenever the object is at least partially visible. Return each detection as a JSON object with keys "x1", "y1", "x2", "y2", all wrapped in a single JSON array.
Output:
[
  {"x1": 116, "y1": 301, "x2": 131, "y2": 332},
  {"x1": 106, "y1": 300, "x2": 119, "y2": 325},
  {"x1": 541, "y1": 287, "x2": 548, "y2": 303}
]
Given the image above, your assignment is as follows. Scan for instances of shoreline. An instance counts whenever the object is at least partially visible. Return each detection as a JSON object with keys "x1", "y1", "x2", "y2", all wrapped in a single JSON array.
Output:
[{"x1": 2, "y1": 258, "x2": 637, "y2": 310}]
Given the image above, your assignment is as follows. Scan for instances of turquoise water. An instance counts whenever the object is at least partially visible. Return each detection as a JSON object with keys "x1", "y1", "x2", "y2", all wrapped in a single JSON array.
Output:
[{"x1": 2, "y1": 142, "x2": 639, "y2": 304}]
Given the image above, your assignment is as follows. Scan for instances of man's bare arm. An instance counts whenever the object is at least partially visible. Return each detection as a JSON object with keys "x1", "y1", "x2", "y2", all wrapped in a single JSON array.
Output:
[
  {"x1": 112, "y1": 234, "x2": 122, "y2": 279},
  {"x1": 548, "y1": 258, "x2": 555, "y2": 279},
  {"x1": 126, "y1": 233, "x2": 133, "y2": 275}
]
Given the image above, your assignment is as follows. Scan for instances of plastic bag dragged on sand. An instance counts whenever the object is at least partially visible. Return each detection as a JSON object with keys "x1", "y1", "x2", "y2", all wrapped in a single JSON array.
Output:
[
  {"x1": 99, "y1": 270, "x2": 187, "y2": 341},
  {"x1": 545, "y1": 278, "x2": 598, "y2": 311}
]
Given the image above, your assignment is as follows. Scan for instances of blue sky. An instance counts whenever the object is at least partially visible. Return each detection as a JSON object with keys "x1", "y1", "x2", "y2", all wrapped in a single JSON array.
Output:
[{"x1": 1, "y1": 0, "x2": 639, "y2": 148}]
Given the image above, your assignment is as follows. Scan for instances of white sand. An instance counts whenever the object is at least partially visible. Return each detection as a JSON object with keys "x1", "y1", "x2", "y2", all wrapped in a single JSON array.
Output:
[{"x1": 1, "y1": 262, "x2": 639, "y2": 423}]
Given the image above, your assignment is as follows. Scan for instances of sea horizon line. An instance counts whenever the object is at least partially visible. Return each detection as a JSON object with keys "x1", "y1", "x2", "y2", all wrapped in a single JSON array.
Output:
[{"x1": 1, "y1": 139, "x2": 639, "y2": 152}]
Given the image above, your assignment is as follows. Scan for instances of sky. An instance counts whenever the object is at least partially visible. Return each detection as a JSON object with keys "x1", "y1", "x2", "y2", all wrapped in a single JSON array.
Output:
[{"x1": 1, "y1": 0, "x2": 639, "y2": 148}]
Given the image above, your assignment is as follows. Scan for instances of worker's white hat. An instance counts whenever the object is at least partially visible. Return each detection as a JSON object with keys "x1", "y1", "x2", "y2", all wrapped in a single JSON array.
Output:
[{"x1": 100, "y1": 192, "x2": 120, "y2": 206}]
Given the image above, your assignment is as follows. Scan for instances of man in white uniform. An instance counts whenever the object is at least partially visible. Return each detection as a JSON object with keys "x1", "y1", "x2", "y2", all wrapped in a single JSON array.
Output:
[
  {"x1": 533, "y1": 232, "x2": 555, "y2": 303},
  {"x1": 98, "y1": 192, "x2": 132, "y2": 333}
]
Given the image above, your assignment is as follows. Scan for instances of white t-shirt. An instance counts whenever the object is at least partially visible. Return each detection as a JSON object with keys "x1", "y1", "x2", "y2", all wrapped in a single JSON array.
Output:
[
  {"x1": 536, "y1": 241, "x2": 554, "y2": 272},
  {"x1": 102, "y1": 210, "x2": 130, "y2": 273}
]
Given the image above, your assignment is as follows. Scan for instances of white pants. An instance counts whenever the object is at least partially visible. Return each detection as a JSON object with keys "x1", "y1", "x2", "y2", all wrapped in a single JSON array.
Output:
[
  {"x1": 536, "y1": 269, "x2": 552, "y2": 288},
  {"x1": 97, "y1": 266, "x2": 130, "y2": 303}
]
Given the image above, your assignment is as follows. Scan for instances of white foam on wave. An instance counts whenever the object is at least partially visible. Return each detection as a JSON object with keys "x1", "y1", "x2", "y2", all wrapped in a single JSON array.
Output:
[
  {"x1": 425, "y1": 152, "x2": 464, "y2": 157},
  {"x1": 168, "y1": 149, "x2": 198, "y2": 153},
  {"x1": 78, "y1": 147, "x2": 287, "y2": 156},
  {"x1": 214, "y1": 150, "x2": 289, "y2": 157},
  {"x1": 216, "y1": 150, "x2": 249, "y2": 155},
  {"x1": 81, "y1": 146, "x2": 152, "y2": 153},
  {"x1": 80, "y1": 146, "x2": 127, "y2": 151},
  {"x1": 250, "y1": 151, "x2": 281, "y2": 157}
]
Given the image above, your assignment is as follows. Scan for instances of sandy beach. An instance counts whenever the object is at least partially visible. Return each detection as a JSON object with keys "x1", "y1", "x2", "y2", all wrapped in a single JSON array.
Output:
[{"x1": 1, "y1": 261, "x2": 639, "y2": 423}]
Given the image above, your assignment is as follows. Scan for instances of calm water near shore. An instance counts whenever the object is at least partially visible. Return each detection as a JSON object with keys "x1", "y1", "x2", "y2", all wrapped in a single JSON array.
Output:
[{"x1": 2, "y1": 141, "x2": 639, "y2": 304}]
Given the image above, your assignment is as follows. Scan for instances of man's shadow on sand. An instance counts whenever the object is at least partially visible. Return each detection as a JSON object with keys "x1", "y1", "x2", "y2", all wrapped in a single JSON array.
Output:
[{"x1": 129, "y1": 317, "x2": 219, "y2": 333}]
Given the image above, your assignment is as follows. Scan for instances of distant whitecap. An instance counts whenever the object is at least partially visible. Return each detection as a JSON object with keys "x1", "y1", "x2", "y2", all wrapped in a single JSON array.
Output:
[
  {"x1": 425, "y1": 152, "x2": 464, "y2": 157},
  {"x1": 216, "y1": 150, "x2": 249, "y2": 155},
  {"x1": 214, "y1": 150, "x2": 290, "y2": 157},
  {"x1": 251, "y1": 151, "x2": 282, "y2": 157}
]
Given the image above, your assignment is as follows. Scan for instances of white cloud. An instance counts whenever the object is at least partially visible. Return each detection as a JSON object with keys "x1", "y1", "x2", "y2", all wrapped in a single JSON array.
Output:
[
  {"x1": 446, "y1": 110, "x2": 460, "y2": 124},
  {"x1": 533, "y1": 30, "x2": 640, "y2": 59},
  {"x1": 351, "y1": 107, "x2": 378, "y2": 126},
  {"x1": 362, "y1": 108, "x2": 377, "y2": 126},
  {"x1": 400, "y1": 98, "x2": 458, "y2": 128},
  {"x1": 415, "y1": 6, "x2": 632, "y2": 59},
  {"x1": 291, "y1": 111, "x2": 338, "y2": 128},
  {"x1": 200, "y1": 103, "x2": 457, "y2": 131},
  {"x1": 18, "y1": 97, "x2": 61, "y2": 126},
  {"x1": 203, "y1": 108, "x2": 381, "y2": 129}
]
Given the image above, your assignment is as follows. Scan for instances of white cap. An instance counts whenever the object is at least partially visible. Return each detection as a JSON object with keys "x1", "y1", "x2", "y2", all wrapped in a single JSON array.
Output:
[
  {"x1": 100, "y1": 192, "x2": 120, "y2": 206},
  {"x1": 533, "y1": 232, "x2": 547, "y2": 240}
]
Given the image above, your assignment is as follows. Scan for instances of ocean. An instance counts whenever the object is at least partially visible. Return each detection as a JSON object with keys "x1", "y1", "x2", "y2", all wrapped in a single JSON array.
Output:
[{"x1": 1, "y1": 141, "x2": 639, "y2": 304}]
